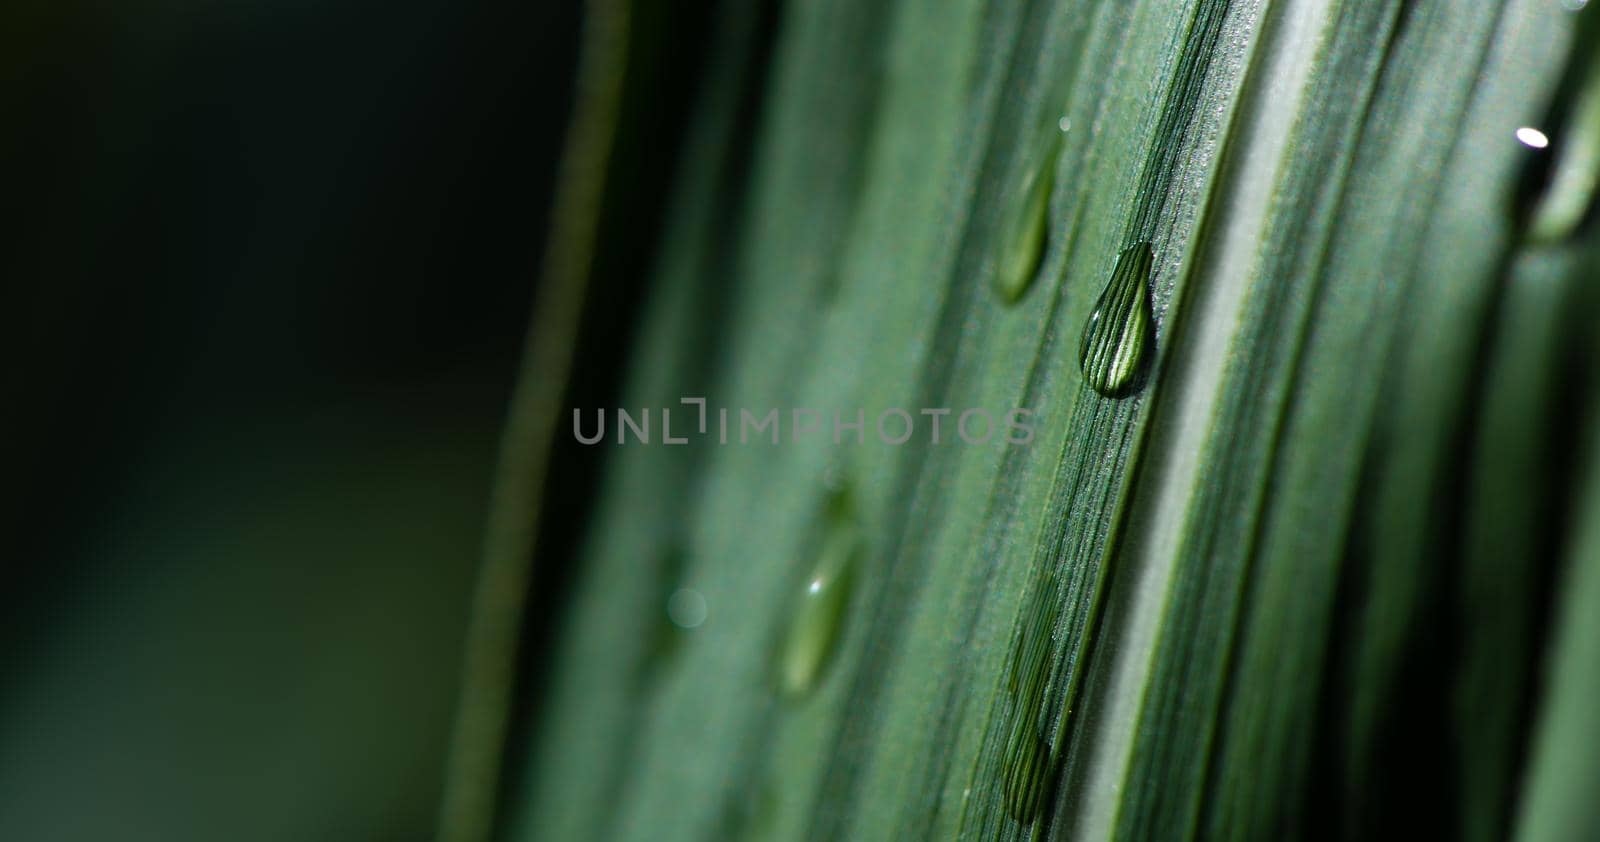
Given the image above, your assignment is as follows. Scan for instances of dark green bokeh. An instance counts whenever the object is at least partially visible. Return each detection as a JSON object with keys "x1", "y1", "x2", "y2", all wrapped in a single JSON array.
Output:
[{"x1": 3, "y1": 1, "x2": 578, "y2": 839}]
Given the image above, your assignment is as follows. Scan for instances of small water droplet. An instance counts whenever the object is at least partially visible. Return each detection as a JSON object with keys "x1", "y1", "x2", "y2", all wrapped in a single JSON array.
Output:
[
  {"x1": 777, "y1": 501, "x2": 860, "y2": 699},
  {"x1": 1079, "y1": 242, "x2": 1155, "y2": 397},
  {"x1": 997, "y1": 591, "x2": 1062, "y2": 825},
  {"x1": 667, "y1": 588, "x2": 708, "y2": 629},
  {"x1": 1520, "y1": 30, "x2": 1600, "y2": 243},
  {"x1": 1002, "y1": 728, "x2": 1056, "y2": 824},
  {"x1": 994, "y1": 134, "x2": 1063, "y2": 303}
]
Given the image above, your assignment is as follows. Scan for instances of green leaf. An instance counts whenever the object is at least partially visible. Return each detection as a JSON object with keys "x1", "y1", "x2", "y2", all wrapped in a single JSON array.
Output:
[{"x1": 446, "y1": 1, "x2": 1600, "y2": 840}]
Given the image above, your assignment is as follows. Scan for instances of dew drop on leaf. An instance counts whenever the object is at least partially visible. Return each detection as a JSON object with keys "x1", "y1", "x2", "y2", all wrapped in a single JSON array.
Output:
[
  {"x1": 1520, "y1": 36, "x2": 1600, "y2": 244},
  {"x1": 1001, "y1": 728, "x2": 1056, "y2": 825},
  {"x1": 999, "y1": 588, "x2": 1062, "y2": 825},
  {"x1": 1079, "y1": 241, "x2": 1155, "y2": 396},
  {"x1": 666, "y1": 588, "x2": 708, "y2": 629},
  {"x1": 994, "y1": 130, "x2": 1064, "y2": 303},
  {"x1": 777, "y1": 500, "x2": 859, "y2": 699}
]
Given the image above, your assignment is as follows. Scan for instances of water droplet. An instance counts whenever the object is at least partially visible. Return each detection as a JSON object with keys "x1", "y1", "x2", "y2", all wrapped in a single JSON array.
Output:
[
  {"x1": 994, "y1": 133, "x2": 1064, "y2": 303},
  {"x1": 1520, "y1": 30, "x2": 1600, "y2": 243},
  {"x1": 1002, "y1": 728, "x2": 1056, "y2": 824},
  {"x1": 998, "y1": 591, "x2": 1062, "y2": 825},
  {"x1": 667, "y1": 588, "x2": 708, "y2": 629},
  {"x1": 1079, "y1": 242, "x2": 1155, "y2": 396},
  {"x1": 777, "y1": 502, "x2": 859, "y2": 699}
]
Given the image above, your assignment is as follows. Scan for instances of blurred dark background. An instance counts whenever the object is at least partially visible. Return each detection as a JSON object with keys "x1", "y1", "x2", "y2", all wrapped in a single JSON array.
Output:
[{"x1": 2, "y1": 1, "x2": 582, "y2": 839}]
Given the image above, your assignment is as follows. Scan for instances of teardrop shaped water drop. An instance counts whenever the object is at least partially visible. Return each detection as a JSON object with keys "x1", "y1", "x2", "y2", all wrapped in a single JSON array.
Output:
[
  {"x1": 777, "y1": 511, "x2": 859, "y2": 699},
  {"x1": 997, "y1": 586, "x2": 1062, "y2": 825},
  {"x1": 994, "y1": 134, "x2": 1063, "y2": 302},
  {"x1": 1002, "y1": 727, "x2": 1056, "y2": 825},
  {"x1": 1520, "y1": 32, "x2": 1600, "y2": 244},
  {"x1": 1079, "y1": 241, "x2": 1154, "y2": 397}
]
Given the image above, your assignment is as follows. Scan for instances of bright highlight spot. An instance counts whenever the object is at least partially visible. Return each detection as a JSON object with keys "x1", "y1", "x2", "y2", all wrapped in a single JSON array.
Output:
[{"x1": 1517, "y1": 127, "x2": 1551, "y2": 149}]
